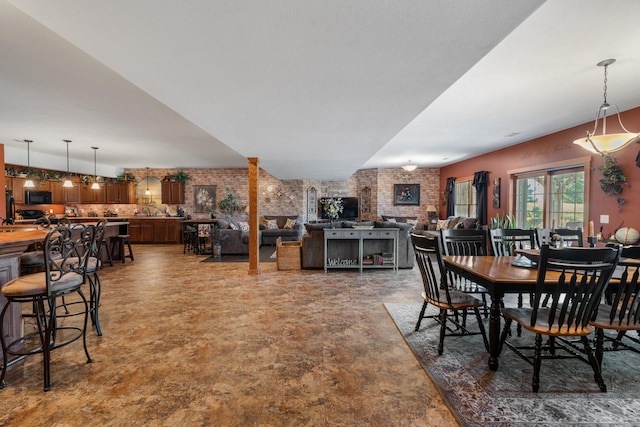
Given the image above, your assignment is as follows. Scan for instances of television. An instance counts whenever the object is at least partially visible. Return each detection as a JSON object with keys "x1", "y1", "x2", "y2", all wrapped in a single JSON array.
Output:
[{"x1": 319, "y1": 197, "x2": 359, "y2": 220}]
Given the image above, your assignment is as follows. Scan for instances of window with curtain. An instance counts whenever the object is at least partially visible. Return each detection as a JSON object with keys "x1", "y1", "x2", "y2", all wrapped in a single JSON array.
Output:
[
  {"x1": 513, "y1": 166, "x2": 586, "y2": 229},
  {"x1": 454, "y1": 179, "x2": 476, "y2": 217}
]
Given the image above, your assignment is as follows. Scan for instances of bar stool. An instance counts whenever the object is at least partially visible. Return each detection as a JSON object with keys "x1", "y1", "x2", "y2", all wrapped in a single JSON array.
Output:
[
  {"x1": 0, "y1": 224, "x2": 96, "y2": 391},
  {"x1": 183, "y1": 226, "x2": 197, "y2": 254},
  {"x1": 110, "y1": 234, "x2": 134, "y2": 263},
  {"x1": 100, "y1": 236, "x2": 113, "y2": 267}
]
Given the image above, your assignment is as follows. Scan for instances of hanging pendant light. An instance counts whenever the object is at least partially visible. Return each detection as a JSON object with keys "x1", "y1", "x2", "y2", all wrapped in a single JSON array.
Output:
[
  {"x1": 23, "y1": 139, "x2": 36, "y2": 188},
  {"x1": 145, "y1": 167, "x2": 151, "y2": 195},
  {"x1": 62, "y1": 139, "x2": 73, "y2": 188},
  {"x1": 573, "y1": 59, "x2": 640, "y2": 154},
  {"x1": 91, "y1": 147, "x2": 100, "y2": 190}
]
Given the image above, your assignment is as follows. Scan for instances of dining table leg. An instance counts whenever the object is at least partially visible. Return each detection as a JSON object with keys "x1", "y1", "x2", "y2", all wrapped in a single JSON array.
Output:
[{"x1": 488, "y1": 291, "x2": 504, "y2": 371}]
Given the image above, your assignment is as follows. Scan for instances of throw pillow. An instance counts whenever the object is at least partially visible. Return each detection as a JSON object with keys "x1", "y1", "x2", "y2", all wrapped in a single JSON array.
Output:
[
  {"x1": 283, "y1": 218, "x2": 297, "y2": 229},
  {"x1": 229, "y1": 222, "x2": 239, "y2": 230},
  {"x1": 407, "y1": 219, "x2": 418, "y2": 226},
  {"x1": 436, "y1": 219, "x2": 448, "y2": 230},
  {"x1": 238, "y1": 221, "x2": 250, "y2": 233},
  {"x1": 387, "y1": 217, "x2": 397, "y2": 223},
  {"x1": 266, "y1": 219, "x2": 279, "y2": 230}
]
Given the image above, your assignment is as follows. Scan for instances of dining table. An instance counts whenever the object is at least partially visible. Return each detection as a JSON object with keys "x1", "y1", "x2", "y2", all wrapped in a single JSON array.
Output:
[{"x1": 442, "y1": 255, "x2": 562, "y2": 371}]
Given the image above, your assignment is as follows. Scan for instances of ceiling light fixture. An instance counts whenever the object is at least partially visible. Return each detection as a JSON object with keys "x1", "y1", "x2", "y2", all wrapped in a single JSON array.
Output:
[
  {"x1": 573, "y1": 59, "x2": 640, "y2": 154},
  {"x1": 145, "y1": 167, "x2": 151, "y2": 195},
  {"x1": 402, "y1": 161, "x2": 417, "y2": 172},
  {"x1": 91, "y1": 147, "x2": 100, "y2": 190},
  {"x1": 23, "y1": 139, "x2": 35, "y2": 188},
  {"x1": 63, "y1": 139, "x2": 73, "y2": 188}
]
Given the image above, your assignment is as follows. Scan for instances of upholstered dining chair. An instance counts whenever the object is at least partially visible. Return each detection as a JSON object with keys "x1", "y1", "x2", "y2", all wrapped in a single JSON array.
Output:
[
  {"x1": 411, "y1": 233, "x2": 488, "y2": 355},
  {"x1": 0, "y1": 224, "x2": 96, "y2": 391},
  {"x1": 499, "y1": 244, "x2": 621, "y2": 392},
  {"x1": 589, "y1": 245, "x2": 640, "y2": 367}
]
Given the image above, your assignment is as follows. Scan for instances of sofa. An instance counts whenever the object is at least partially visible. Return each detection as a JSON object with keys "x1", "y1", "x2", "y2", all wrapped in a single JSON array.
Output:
[
  {"x1": 301, "y1": 220, "x2": 415, "y2": 269},
  {"x1": 213, "y1": 217, "x2": 261, "y2": 255},
  {"x1": 419, "y1": 215, "x2": 479, "y2": 239},
  {"x1": 259, "y1": 215, "x2": 304, "y2": 246}
]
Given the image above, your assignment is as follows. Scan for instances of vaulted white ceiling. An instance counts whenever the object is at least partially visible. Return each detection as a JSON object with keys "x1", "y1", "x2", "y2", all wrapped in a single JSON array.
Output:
[{"x1": 2, "y1": 1, "x2": 640, "y2": 180}]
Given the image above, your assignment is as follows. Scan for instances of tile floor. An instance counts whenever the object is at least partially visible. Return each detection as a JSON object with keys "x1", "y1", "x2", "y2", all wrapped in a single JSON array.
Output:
[{"x1": 1, "y1": 244, "x2": 457, "y2": 426}]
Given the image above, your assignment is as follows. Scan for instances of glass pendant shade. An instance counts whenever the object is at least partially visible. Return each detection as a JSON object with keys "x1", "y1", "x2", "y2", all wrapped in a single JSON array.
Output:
[
  {"x1": 145, "y1": 167, "x2": 151, "y2": 195},
  {"x1": 573, "y1": 132, "x2": 640, "y2": 154},
  {"x1": 24, "y1": 179, "x2": 35, "y2": 188}
]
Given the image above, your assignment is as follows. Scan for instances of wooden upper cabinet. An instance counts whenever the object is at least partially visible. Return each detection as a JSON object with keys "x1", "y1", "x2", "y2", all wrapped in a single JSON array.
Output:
[
  {"x1": 49, "y1": 180, "x2": 64, "y2": 203},
  {"x1": 106, "y1": 182, "x2": 135, "y2": 204},
  {"x1": 80, "y1": 183, "x2": 106, "y2": 204},
  {"x1": 63, "y1": 181, "x2": 81, "y2": 204},
  {"x1": 161, "y1": 181, "x2": 185, "y2": 205},
  {"x1": 11, "y1": 177, "x2": 25, "y2": 203}
]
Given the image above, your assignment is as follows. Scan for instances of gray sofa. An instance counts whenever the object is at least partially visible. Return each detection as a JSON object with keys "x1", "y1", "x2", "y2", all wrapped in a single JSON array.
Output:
[
  {"x1": 301, "y1": 220, "x2": 415, "y2": 269},
  {"x1": 260, "y1": 215, "x2": 304, "y2": 245},
  {"x1": 214, "y1": 217, "x2": 261, "y2": 255}
]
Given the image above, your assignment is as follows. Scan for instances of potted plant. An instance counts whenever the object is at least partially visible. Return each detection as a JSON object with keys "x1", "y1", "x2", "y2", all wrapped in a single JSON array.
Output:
[
  {"x1": 173, "y1": 169, "x2": 190, "y2": 184},
  {"x1": 218, "y1": 187, "x2": 244, "y2": 215},
  {"x1": 321, "y1": 197, "x2": 343, "y2": 227}
]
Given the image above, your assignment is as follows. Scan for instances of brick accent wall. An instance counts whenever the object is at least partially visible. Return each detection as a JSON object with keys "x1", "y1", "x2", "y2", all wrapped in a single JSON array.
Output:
[{"x1": 114, "y1": 166, "x2": 440, "y2": 224}]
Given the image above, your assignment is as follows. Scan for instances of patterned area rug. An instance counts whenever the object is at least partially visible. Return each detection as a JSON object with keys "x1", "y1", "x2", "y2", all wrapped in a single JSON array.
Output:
[
  {"x1": 384, "y1": 302, "x2": 640, "y2": 426},
  {"x1": 200, "y1": 246, "x2": 276, "y2": 262}
]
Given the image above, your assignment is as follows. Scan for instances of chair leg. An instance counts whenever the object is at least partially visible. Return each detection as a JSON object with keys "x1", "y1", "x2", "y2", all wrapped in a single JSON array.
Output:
[
  {"x1": 581, "y1": 335, "x2": 607, "y2": 392},
  {"x1": 438, "y1": 309, "x2": 447, "y2": 355},
  {"x1": 532, "y1": 334, "x2": 542, "y2": 393},
  {"x1": 415, "y1": 301, "x2": 428, "y2": 331},
  {"x1": 498, "y1": 318, "x2": 512, "y2": 355},
  {"x1": 595, "y1": 328, "x2": 604, "y2": 367},
  {"x1": 89, "y1": 272, "x2": 102, "y2": 336}
]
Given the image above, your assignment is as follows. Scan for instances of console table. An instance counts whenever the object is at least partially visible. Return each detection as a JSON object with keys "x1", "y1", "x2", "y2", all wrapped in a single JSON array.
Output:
[{"x1": 324, "y1": 228, "x2": 398, "y2": 272}]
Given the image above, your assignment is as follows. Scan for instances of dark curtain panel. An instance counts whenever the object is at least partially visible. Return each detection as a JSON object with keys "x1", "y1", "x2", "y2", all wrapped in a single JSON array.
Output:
[
  {"x1": 472, "y1": 171, "x2": 488, "y2": 226},
  {"x1": 446, "y1": 177, "x2": 456, "y2": 218}
]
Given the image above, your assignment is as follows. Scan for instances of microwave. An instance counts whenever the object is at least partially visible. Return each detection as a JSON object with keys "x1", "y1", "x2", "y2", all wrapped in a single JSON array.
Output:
[{"x1": 25, "y1": 190, "x2": 52, "y2": 205}]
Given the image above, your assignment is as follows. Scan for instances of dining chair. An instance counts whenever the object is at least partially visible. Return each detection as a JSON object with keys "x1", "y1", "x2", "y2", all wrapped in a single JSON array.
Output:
[
  {"x1": 440, "y1": 229, "x2": 490, "y2": 314},
  {"x1": 490, "y1": 228, "x2": 537, "y2": 334},
  {"x1": 0, "y1": 224, "x2": 96, "y2": 391},
  {"x1": 589, "y1": 245, "x2": 640, "y2": 367},
  {"x1": 499, "y1": 244, "x2": 621, "y2": 392},
  {"x1": 490, "y1": 228, "x2": 536, "y2": 256},
  {"x1": 411, "y1": 233, "x2": 488, "y2": 355},
  {"x1": 535, "y1": 227, "x2": 584, "y2": 248}
]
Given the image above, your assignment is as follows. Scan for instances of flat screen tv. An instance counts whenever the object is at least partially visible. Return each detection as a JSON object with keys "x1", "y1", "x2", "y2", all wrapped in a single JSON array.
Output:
[{"x1": 319, "y1": 197, "x2": 359, "y2": 220}]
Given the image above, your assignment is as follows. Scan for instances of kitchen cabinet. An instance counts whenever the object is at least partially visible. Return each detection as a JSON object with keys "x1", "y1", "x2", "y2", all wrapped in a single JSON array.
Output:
[
  {"x1": 129, "y1": 218, "x2": 181, "y2": 243},
  {"x1": 128, "y1": 219, "x2": 154, "y2": 243},
  {"x1": 106, "y1": 182, "x2": 135, "y2": 204},
  {"x1": 49, "y1": 181, "x2": 64, "y2": 204},
  {"x1": 80, "y1": 183, "x2": 106, "y2": 204},
  {"x1": 10, "y1": 177, "x2": 25, "y2": 203},
  {"x1": 161, "y1": 181, "x2": 185, "y2": 205},
  {"x1": 63, "y1": 180, "x2": 81, "y2": 204}
]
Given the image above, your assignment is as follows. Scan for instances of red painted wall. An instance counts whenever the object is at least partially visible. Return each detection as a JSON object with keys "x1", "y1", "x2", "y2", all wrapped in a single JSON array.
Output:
[{"x1": 440, "y1": 107, "x2": 640, "y2": 238}]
